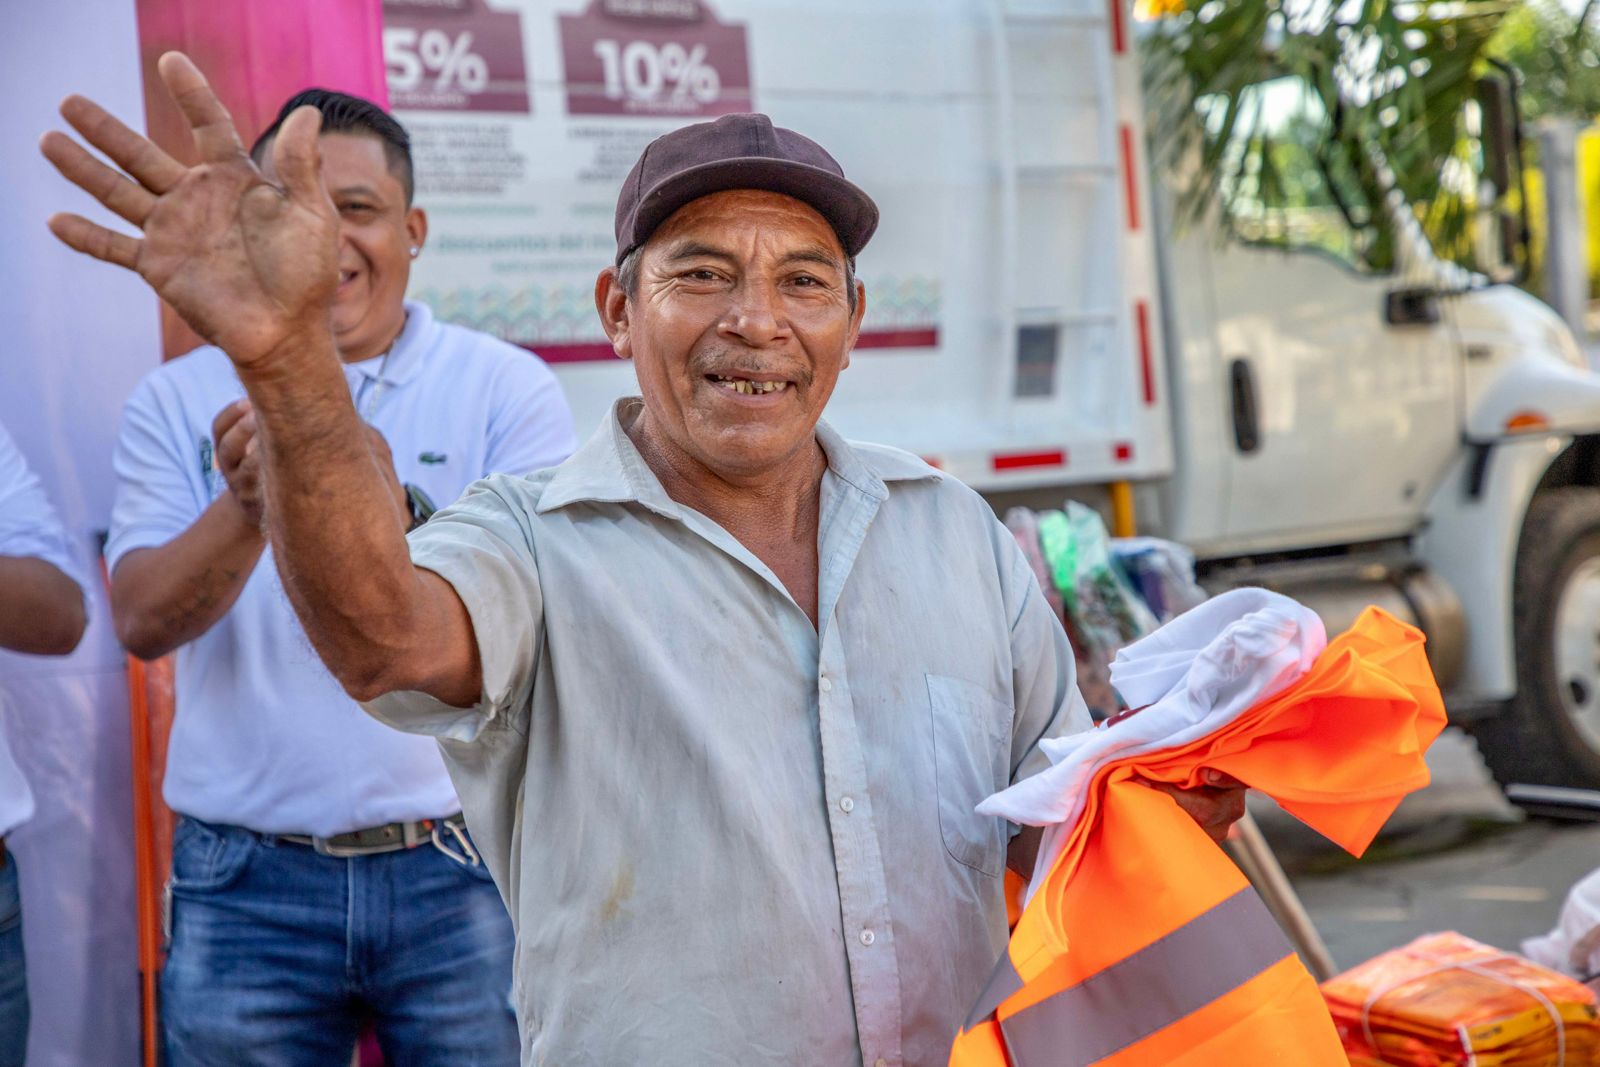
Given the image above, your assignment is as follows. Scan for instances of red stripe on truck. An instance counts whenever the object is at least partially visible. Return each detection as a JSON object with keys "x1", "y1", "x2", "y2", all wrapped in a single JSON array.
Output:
[
  {"x1": 1109, "y1": 0, "x2": 1127, "y2": 54},
  {"x1": 1135, "y1": 300, "x2": 1156, "y2": 406},
  {"x1": 993, "y1": 450, "x2": 1067, "y2": 472},
  {"x1": 1120, "y1": 125, "x2": 1140, "y2": 231}
]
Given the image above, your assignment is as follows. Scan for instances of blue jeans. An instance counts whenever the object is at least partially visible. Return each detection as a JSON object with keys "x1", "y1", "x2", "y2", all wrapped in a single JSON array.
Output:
[
  {"x1": 0, "y1": 854, "x2": 27, "y2": 1067},
  {"x1": 161, "y1": 817, "x2": 518, "y2": 1067}
]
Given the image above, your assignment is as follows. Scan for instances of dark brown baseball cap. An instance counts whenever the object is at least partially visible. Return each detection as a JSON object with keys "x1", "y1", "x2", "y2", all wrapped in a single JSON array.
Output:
[{"x1": 613, "y1": 113, "x2": 879, "y2": 265}]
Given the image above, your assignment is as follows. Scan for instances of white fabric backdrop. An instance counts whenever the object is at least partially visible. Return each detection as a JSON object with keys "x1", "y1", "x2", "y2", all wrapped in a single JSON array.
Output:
[{"x1": 0, "y1": 1, "x2": 160, "y2": 1063}]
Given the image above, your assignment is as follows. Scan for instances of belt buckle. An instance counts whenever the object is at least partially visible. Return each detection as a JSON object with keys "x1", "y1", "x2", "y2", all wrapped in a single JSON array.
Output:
[
  {"x1": 309, "y1": 821, "x2": 429, "y2": 857},
  {"x1": 306, "y1": 819, "x2": 456, "y2": 858},
  {"x1": 310, "y1": 835, "x2": 373, "y2": 858}
]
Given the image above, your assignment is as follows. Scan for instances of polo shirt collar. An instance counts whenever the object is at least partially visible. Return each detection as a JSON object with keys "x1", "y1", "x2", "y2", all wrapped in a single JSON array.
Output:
[
  {"x1": 535, "y1": 397, "x2": 938, "y2": 516},
  {"x1": 345, "y1": 300, "x2": 436, "y2": 388}
]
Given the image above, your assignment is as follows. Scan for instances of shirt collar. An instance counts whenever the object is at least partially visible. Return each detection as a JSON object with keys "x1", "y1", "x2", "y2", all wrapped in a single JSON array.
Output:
[
  {"x1": 345, "y1": 300, "x2": 436, "y2": 387},
  {"x1": 536, "y1": 397, "x2": 939, "y2": 516}
]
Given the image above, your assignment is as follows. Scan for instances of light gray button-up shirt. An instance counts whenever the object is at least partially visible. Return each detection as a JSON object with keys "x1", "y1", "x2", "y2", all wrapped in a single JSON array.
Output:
[{"x1": 366, "y1": 398, "x2": 1091, "y2": 1066}]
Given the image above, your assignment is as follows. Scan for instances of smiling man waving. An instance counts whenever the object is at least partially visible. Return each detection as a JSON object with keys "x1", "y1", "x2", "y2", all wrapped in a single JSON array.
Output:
[{"x1": 44, "y1": 55, "x2": 1243, "y2": 1066}]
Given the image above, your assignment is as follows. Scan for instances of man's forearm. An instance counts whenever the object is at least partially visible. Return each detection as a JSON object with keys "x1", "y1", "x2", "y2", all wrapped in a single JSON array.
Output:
[
  {"x1": 112, "y1": 492, "x2": 264, "y2": 659},
  {"x1": 0, "y1": 556, "x2": 86, "y2": 655},
  {"x1": 239, "y1": 333, "x2": 431, "y2": 697}
]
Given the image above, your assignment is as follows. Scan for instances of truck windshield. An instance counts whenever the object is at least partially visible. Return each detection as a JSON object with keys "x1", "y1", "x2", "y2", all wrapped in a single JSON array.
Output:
[{"x1": 1199, "y1": 76, "x2": 1400, "y2": 275}]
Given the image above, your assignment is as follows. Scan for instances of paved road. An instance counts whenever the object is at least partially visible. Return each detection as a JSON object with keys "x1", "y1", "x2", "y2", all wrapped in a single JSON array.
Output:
[{"x1": 1252, "y1": 727, "x2": 1600, "y2": 975}]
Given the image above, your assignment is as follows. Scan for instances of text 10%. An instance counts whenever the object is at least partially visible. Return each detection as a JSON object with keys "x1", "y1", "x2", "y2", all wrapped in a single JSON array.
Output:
[{"x1": 592, "y1": 40, "x2": 721, "y2": 105}]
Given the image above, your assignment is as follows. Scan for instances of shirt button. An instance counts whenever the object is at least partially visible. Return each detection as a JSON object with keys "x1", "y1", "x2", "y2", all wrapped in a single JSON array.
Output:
[
  {"x1": 860, "y1": 928, "x2": 875, "y2": 946},
  {"x1": 819, "y1": 677, "x2": 833, "y2": 693},
  {"x1": 839, "y1": 796, "x2": 855, "y2": 813}
]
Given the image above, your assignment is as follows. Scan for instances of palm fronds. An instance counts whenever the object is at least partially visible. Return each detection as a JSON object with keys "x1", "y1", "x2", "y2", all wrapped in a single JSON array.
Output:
[{"x1": 1143, "y1": 0, "x2": 1515, "y2": 273}]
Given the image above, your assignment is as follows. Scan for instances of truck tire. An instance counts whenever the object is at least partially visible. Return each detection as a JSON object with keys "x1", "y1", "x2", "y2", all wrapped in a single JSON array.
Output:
[{"x1": 1476, "y1": 487, "x2": 1600, "y2": 790}]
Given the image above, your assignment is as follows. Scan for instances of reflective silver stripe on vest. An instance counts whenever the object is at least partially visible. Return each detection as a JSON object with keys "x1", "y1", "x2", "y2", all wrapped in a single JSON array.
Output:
[
  {"x1": 997, "y1": 887, "x2": 1293, "y2": 1067},
  {"x1": 964, "y1": 948, "x2": 1025, "y2": 1032}
]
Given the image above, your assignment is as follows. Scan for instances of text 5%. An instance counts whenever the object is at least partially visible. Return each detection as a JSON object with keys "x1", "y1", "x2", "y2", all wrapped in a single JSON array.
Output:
[{"x1": 385, "y1": 29, "x2": 490, "y2": 95}]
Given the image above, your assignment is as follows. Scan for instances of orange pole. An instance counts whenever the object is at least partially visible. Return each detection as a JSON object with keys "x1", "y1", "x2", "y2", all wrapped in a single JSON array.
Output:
[
  {"x1": 110, "y1": 544, "x2": 161, "y2": 1067},
  {"x1": 1109, "y1": 480, "x2": 1137, "y2": 537},
  {"x1": 125, "y1": 652, "x2": 160, "y2": 1067}
]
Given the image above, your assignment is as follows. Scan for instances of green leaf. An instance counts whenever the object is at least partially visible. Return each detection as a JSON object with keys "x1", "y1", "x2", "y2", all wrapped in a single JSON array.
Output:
[{"x1": 1143, "y1": 0, "x2": 1513, "y2": 274}]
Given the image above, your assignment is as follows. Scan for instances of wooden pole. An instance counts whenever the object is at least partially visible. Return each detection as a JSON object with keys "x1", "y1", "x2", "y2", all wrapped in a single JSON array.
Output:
[{"x1": 1225, "y1": 812, "x2": 1339, "y2": 981}]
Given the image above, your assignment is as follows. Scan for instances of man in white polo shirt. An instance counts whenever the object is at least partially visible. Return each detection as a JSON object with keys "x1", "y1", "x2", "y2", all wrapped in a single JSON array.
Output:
[
  {"x1": 0, "y1": 418, "x2": 89, "y2": 1067},
  {"x1": 102, "y1": 90, "x2": 574, "y2": 1065}
]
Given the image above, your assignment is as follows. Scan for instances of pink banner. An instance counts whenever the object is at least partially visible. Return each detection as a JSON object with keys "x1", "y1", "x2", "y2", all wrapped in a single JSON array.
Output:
[
  {"x1": 137, "y1": 0, "x2": 388, "y2": 159},
  {"x1": 134, "y1": 0, "x2": 387, "y2": 359}
]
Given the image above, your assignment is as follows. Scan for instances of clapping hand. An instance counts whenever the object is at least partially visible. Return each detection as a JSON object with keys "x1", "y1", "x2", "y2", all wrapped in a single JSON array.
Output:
[{"x1": 213, "y1": 399, "x2": 265, "y2": 530}]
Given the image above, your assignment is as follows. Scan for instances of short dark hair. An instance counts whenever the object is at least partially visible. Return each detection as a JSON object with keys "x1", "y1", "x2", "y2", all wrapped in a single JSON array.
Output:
[{"x1": 250, "y1": 89, "x2": 414, "y2": 204}]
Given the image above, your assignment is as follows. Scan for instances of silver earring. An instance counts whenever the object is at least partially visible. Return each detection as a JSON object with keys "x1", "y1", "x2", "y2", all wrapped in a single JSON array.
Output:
[{"x1": 408, "y1": 247, "x2": 420, "y2": 258}]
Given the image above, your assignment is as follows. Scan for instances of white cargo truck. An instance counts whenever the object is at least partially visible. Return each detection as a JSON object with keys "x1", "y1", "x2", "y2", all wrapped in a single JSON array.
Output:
[{"x1": 385, "y1": 0, "x2": 1600, "y2": 792}]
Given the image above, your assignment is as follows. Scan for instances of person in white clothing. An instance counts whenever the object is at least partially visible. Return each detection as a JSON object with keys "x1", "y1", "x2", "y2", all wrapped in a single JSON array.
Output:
[
  {"x1": 101, "y1": 89, "x2": 574, "y2": 1065},
  {"x1": 0, "y1": 418, "x2": 88, "y2": 1067}
]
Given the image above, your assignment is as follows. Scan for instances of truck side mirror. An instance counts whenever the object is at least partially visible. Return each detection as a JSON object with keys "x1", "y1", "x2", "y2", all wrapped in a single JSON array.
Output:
[
  {"x1": 1477, "y1": 74, "x2": 1514, "y2": 199},
  {"x1": 1475, "y1": 62, "x2": 1531, "y2": 282}
]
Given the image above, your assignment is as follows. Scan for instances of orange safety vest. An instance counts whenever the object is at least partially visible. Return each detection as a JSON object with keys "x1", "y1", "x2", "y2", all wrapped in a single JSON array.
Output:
[{"x1": 950, "y1": 607, "x2": 1447, "y2": 1066}]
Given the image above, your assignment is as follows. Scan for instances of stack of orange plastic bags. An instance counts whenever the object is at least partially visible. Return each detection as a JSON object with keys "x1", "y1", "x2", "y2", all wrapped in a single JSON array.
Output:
[{"x1": 1322, "y1": 932, "x2": 1600, "y2": 1065}]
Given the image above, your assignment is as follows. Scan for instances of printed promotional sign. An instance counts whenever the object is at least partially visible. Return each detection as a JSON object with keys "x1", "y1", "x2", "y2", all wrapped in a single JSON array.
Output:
[
  {"x1": 558, "y1": 0, "x2": 752, "y2": 117},
  {"x1": 384, "y1": 0, "x2": 531, "y2": 113},
  {"x1": 388, "y1": 0, "x2": 944, "y2": 437}
]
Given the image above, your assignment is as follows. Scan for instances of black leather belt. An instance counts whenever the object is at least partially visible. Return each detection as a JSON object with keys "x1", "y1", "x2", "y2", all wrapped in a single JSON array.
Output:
[{"x1": 279, "y1": 813, "x2": 468, "y2": 858}]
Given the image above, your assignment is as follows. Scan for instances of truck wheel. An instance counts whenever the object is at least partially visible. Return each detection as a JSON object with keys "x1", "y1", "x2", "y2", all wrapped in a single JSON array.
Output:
[{"x1": 1476, "y1": 487, "x2": 1600, "y2": 791}]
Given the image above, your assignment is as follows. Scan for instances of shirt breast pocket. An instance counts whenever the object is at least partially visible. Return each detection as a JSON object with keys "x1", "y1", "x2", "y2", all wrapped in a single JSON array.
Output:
[{"x1": 927, "y1": 674, "x2": 1012, "y2": 877}]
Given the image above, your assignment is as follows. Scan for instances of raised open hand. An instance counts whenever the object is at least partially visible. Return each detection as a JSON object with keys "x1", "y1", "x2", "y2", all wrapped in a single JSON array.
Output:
[{"x1": 40, "y1": 52, "x2": 339, "y2": 370}]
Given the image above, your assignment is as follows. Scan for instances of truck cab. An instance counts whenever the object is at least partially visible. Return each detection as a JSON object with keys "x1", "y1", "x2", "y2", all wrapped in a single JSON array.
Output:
[{"x1": 1150, "y1": 65, "x2": 1600, "y2": 791}]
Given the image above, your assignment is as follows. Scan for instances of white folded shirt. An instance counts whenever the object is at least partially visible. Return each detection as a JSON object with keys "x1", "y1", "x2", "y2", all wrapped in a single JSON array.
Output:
[{"x1": 978, "y1": 587, "x2": 1326, "y2": 898}]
